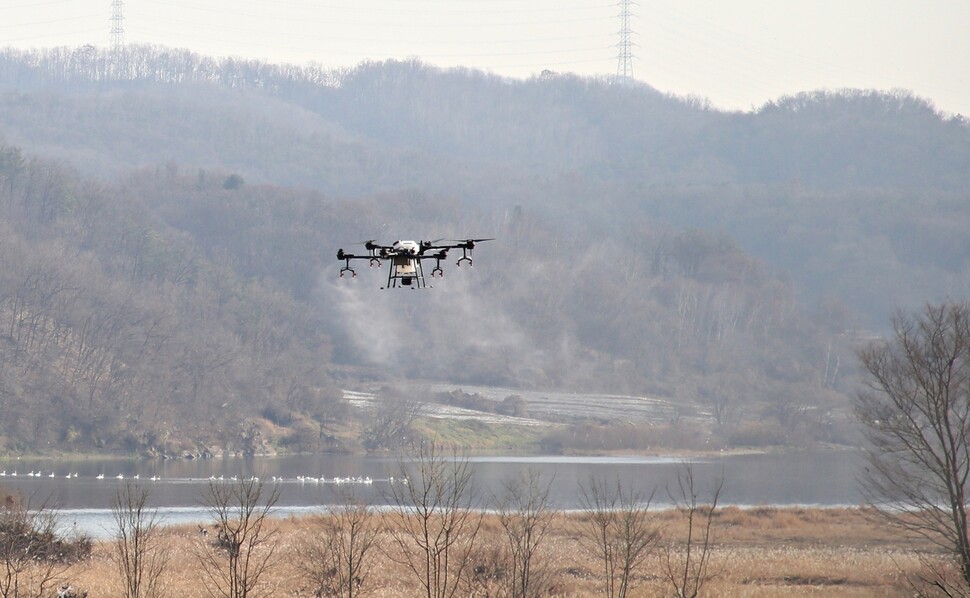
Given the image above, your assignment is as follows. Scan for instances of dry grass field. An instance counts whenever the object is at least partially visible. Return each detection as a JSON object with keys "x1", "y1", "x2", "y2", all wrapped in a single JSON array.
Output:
[{"x1": 48, "y1": 506, "x2": 952, "y2": 597}]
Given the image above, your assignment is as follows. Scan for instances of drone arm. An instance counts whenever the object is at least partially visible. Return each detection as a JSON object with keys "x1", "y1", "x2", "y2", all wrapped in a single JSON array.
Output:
[
  {"x1": 338, "y1": 249, "x2": 381, "y2": 278},
  {"x1": 422, "y1": 238, "x2": 492, "y2": 267}
]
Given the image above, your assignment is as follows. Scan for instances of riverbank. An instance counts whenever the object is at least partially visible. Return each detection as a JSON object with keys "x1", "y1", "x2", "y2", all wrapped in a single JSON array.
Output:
[
  {"x1": 56, "y1": 507, "x2": 938, "y2": 597},
  {"x1": 0, "y1": 437, "x2": 854, "y2": 463}
]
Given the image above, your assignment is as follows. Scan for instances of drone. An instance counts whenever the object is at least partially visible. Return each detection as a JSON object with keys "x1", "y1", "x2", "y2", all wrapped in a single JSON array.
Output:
[{"x1": 337, "y1": 238, "x2": 492, "y2": 289}]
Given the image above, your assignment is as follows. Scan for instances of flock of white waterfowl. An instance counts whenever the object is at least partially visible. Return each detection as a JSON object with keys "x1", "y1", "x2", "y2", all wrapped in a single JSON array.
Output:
[
  {"x1": 0, "y1": 470, "x2": 80, "y2": 478},
  {"x1": 0, "y1": 470, "x2": 397, "y2": 485}
]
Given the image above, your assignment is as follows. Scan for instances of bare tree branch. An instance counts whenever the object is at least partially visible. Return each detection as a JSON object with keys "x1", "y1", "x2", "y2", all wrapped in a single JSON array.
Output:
[
  {"x1": 296, "y1": 488, "x2": 377, "y2": 598},
  {"x1": 495, "y1": 469, "x2": 555, "y2": 598},
  {"x1": 111, "y1": 482, "x2": 169, "y2": 598},
  {"x1": 578, "y1": 475, "x2": 659, "y2": 598},
  {"x1": 661, "y1": 463, "x2": 722, "y2": 598},
  {"x1": 856, "y1": 302, "x2": 970, "y2": 591},
  {"x1": 382, "y1": 440, "x2": 483, "y2": 598},
  {"x1": 195, "y1": 478, "x2": 282, "y2": 598}
]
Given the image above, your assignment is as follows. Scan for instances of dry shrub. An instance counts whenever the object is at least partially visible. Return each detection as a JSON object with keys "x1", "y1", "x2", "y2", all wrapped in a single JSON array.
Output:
[
  {"x1": 705, "y1": 545, "x2": 925, "y2": 597},
  {"x1": 462, "y1": 541, "x2": 507, "y2": 596}
]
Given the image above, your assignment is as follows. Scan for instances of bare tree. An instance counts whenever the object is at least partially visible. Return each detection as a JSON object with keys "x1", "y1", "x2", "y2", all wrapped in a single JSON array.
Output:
[
  {"x1": 383, "y1": 440, "x2": 483, "y2": 598},
  {"x1": 661, "y1": 464, "x2": 723, "y2": 598},
  {"x1": 0, "y1": 495, "x2": 87, "y2": 598},
  {"x1": 196, "y1": 478, "x2": 282, "y2": 598},
  {"x1": 856, "y1": 302, "x2": 970, "y2": 592},
  {"x1": 296, "y1": 489, "x2": 378, "y2": 598},
  {"x1": 578, "y1": 476, "x2": 659, "y2": 598},
  {"x1": 494, "y1": 470, "x2": 555, "y2": 598},
  {"x1": 111, "y1": 482, "x2": 169, "y2": 598}
]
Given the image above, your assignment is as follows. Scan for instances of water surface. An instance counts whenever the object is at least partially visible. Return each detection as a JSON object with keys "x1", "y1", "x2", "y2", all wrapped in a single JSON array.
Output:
[{"x1": 0, "y1": 450, "x2": 862, "y2": 538}]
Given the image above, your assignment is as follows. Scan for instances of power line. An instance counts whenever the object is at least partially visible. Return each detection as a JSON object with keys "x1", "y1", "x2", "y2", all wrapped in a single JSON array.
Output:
[{"x1": 0, "y1": 0, "x2": 76, "y2": 12}]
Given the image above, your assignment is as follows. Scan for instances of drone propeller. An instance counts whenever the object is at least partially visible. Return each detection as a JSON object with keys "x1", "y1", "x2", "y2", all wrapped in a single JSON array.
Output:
[
  {"x1": 450, "y1": 238, "x2": 494, "y2": 247},
  {"x1": 352, "y1": 239, "x2": 381, "y2": 252},
  {"x1": 446, "y1": 238, "x2": 493, "y2": 266},
  {"x1": 419, "y1": 238, "x2": 446, "y2": 251}
]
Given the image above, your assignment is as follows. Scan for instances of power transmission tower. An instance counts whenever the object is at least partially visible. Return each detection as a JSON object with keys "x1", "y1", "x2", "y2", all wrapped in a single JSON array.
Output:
[
  {"x1": 616, "y1": 0, "x2": 635, "y2": 82},
  {"x1": 110, "y1": 0, "x2": 125, "y2": 53}
]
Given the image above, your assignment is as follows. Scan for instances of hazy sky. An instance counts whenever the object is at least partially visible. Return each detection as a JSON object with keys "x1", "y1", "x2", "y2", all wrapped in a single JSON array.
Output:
[{"x1": 2, "y1": 0, "x2": 969, "y2": 115}]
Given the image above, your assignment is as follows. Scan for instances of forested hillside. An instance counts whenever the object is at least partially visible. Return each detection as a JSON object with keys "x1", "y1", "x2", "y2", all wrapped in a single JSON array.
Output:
[
  {"x1": 0, "y1": 145, "x2": 345, "y2": 455},
  {"x1": 3, "y1": 46, "x2": 968, "y2": 323},
  {"x1": 0, "y1": 45, "x2": 967, "y2": 454}
]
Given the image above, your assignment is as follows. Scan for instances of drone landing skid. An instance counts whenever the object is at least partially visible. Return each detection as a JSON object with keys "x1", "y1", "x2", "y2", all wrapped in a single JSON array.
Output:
[
  {"x1": 456, "y1": 245, "x2": 478, "y2": 267},
  {"x1": 339, "y1": 260, "x2": 356, "y2": 278}
]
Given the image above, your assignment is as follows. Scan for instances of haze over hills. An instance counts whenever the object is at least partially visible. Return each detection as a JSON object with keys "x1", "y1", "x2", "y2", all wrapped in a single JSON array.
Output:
[{"x1": 0, "y1": 45, "x2": 967, "y2": 455}]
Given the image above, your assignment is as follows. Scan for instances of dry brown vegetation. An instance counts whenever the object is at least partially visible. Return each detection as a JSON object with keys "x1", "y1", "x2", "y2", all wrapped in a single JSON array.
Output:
[{"x1": 44, "y1": 507, "x2": 948, "y2": 597}]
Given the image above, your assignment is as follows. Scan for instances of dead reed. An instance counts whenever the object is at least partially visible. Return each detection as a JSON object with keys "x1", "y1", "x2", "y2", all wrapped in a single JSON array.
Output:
[{"x1": 54, "y1": 507, "x2": 942, "y2": 597}]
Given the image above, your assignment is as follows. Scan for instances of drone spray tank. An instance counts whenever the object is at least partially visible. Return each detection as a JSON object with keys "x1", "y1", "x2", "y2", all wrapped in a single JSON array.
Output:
[{"x1": 386, "y1": 240, "x2": 425, "y2": 288}]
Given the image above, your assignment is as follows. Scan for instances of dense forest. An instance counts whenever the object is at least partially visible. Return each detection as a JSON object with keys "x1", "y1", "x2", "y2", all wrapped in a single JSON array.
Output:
[{"x1": 0, "y1": 45, "x2": 967, "y2": 455}]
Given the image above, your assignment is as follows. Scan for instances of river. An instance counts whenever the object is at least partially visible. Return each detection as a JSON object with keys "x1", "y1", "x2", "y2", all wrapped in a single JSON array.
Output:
[{"x1": 0, "y1": 450, "x2": 863, "y2": 538}]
